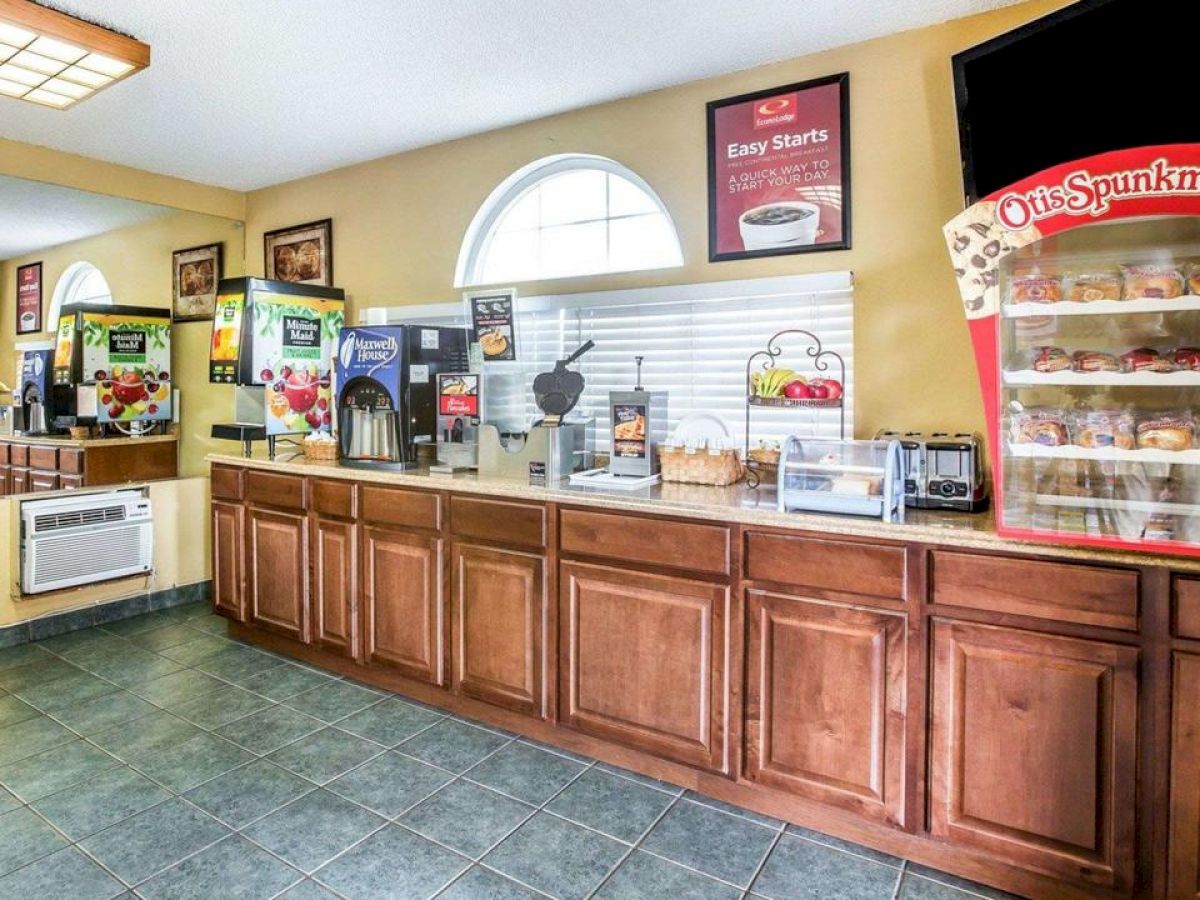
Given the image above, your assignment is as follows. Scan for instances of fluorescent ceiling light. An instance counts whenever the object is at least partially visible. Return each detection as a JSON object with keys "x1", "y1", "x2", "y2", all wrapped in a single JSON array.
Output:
[{"x1": 0, "y1": 0, "x2": 148, "y2": 109}]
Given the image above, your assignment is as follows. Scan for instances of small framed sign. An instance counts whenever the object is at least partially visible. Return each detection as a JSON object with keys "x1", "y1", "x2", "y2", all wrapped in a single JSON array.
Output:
[
  {"x1": 16, "y1": 262, "x2": 42, "y2": 334},
  {"x1": 264, "y1": 218, "x2": 333, "y2": 286},
  {"x1": 466, "y1": 288, "x2": 518, "y2": 362},
  {"x1": 172, "y1": 242, "x2": 223, "y2": 322},
  {"x1": 707, "y1": 72, "x2": 851, "y2": 262}
]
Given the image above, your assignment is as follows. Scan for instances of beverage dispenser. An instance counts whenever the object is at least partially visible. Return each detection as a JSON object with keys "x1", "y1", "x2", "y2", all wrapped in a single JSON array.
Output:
[
  {"x1": 14, "y1": 348, "x2": 53, "y2": 434},
  {"x1": 334, "y1": 324, "x2": 472, "y2": 470}
]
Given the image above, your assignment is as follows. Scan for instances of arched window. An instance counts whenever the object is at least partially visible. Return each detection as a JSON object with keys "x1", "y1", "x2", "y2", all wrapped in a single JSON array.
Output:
[
  {"x1": 49, "y1": 261, "x2": 112, "y2": 325},
  {"x1": 455, "y1": 154, "x2": 683, "y2": 287}
]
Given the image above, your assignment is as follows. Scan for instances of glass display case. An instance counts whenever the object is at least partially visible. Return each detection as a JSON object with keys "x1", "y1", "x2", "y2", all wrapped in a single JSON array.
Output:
[
  {"x1": 945, "y1": 144, "x2": 1200, "y2": 556},
  {"x1": 776, "y1": 436, "x2": 903, "y2": 521}
]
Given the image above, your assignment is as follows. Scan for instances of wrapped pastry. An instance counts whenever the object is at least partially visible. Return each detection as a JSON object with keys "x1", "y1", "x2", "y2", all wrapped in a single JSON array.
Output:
[
  {"x1": 1064, "y1": 272, "x2": 1122, "y2": 303},
  {"x1": 1174, "y1": 347, "x2": 1200, "y2": 370},
  {"x1": 1071, "y1": 350, "x2": 1121, "y2": 373},
  {"x1": 1008, "y1": 275, "x2": 1063, "y2": 304},
  {"x1": 1121, "y1": 264, "x2": 1184, "y2": 300},
  {"x1": 1120, "y1": 347, "x2": 1176, "y2": 373},
  {"x1": 1073, "y1": 408, "x2": 1135, "y2": 449},
  {"x1": 1029, "y1": 346, "x2": 1071, "y2": 372},
  {"x1": 1187, "y1": 263, "x2": 1200, "y2": 296},
  {"x1": 1010, "y1": 408, "x2": 1070, "y2": 446},
  {"x1": 1137, "y1": 414, "x2": 1194, "y2": 451}
]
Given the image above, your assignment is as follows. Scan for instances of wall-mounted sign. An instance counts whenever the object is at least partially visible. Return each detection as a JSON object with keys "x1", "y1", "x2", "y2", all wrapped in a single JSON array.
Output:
[
  {"x1": 16, "y1": 262, "x2": 42, "y2": 335},
  {"x1": 707, "y1": 73, "x2": 851, "y2": 262},
  {"x1": 466, "y1": 288, "x2": 518, "y2": 362}
]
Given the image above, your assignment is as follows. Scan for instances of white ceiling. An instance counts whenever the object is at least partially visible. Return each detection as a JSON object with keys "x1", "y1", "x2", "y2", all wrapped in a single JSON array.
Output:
[
  {"x1": 0, "y1": 0, "x2": 1023, "y2": 191},
  {"x1": 0, "y1": 175, "x2": 168, "y2": 260}
]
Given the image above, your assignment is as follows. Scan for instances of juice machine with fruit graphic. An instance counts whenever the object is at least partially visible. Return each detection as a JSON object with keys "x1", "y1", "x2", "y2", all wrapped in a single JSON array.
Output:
[
  {"x1": 944, "y1": 144, "x2": 1200, "y2": 556},
  {"x1": 334, "y1": 324, "x2": 473, "y2": 470},
  {"x1": 208, "y1": 277, "x2": 344, "y2": 456},
  {"x1": 51, "y1": 304, "x2": 173, "y2": 432}
]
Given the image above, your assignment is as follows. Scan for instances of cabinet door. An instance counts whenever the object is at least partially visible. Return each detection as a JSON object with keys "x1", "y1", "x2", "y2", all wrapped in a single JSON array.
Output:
[
  {"x1": 246, "y1": 506, "x2": 309, "y2": 642},
  {"x1": 929, "y1": 620, "x2": 1137, "y2": 892},
  {"x1": 559, "y1": 560, "x2": 730, "y2": 772},
  {"x1": 312, "y1": 516, "x2": 356, "y2": 657},
  {"x1": 745, "y1": 591, "x2": 905, "y2": 824},
  {"x1": 29, "y1": 471, "x2": 58, "y2": 492},
  {"x1": 211, "y1": 500, "x2": 245, "y2": 622},
  {"x1": 452, "y1": 543, "x2": 546, "y2": 717},
  {"x1": 0, "y1": 464, "x2": 9, "y2": 496},
  {"x1": 11, "y1": 468, "x2": 29, "y2": 494},
  {"x1": 361, "y1": 525, "x2": 445, "y2": 686},
  {"x1": 1170, "y1": 652, "x2": 1200, "y2": 898}
]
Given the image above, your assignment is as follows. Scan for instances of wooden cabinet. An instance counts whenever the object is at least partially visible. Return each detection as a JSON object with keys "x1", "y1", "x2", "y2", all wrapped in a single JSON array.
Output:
[
  {"x1": 0, "y1": 464, "x2": 10, "y2": 496},
  {"x1": 29, "y1": 471, "x2": 58, "y2": 492},
  {"x1": 312, "y1": 516, "x2": 356, "y2": 658},
  {"x1": 246, "y1": 506, "x2": 309, "y2": 642},
  {"x1": 929, "y1": 619, "x2": 1138, "y2": 892},
  {"x1": 452, "y1": 543, "x2": 546, "y2": 717},
  {"x1": 559, "y1": 560, "x2": 731, "y2": 773},
  {"x1": 10, "y1": 468, "x2": 30, "y2": 494},
  {"x1": 745, "y1": 591, "x2": 906, "y2": 825},
  {"x1": 1170, "y1": 653, "x2": 1200, "y2": 898},
  {"x1": 211, "y1": 500, "x2": 245, "y2": 622},
  {"x1": 361, "y1": 525, "x2": 446, "y2": 686}
]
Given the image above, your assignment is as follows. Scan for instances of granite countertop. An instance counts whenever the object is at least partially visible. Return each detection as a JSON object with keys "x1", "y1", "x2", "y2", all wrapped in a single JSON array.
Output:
[
  {"x1": 3, "y1": 433, "x2": 178, "y2": 448},
  {"x1": 209, "y1": 452, "x2": 1199, "y2": 571}
]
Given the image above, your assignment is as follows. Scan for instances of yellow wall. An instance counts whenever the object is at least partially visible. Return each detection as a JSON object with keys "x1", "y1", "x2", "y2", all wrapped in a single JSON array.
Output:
[
  {"x1": 245, "y1": 0, "x2": 1069, "y2": 438},
  {"x1": 0, "y1": 477, "x2": 211, "y2": 627},
  {"x1": 0, "y1": 210, "x2": 245, "y2": 476}
]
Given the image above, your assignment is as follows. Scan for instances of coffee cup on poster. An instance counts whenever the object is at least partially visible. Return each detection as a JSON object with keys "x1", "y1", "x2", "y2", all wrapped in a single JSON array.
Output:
[{"x1": 738, "y1": 201, "x2": 820, "y2": 251}]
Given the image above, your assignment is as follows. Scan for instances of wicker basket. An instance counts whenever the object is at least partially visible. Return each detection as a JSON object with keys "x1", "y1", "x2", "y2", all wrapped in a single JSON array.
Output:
[
  {"x1": 658, "y1": 446, "x2": 743, "y2": 486},
  {"x1": 302, "y1": 440, "x2": 339, "y2": 462},
  {"x1": 68, "y1": 425, "x2": 93, "y2": 440}
]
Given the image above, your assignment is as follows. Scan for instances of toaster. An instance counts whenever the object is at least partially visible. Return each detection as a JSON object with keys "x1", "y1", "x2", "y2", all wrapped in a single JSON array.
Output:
[{"x1": 874, "y1": 430, "x2": 989, "y2": 512}]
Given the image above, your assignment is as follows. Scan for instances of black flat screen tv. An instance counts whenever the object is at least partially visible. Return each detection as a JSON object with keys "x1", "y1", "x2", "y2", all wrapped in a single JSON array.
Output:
[{"x1": 952, "y1": 0, "x2": 1200, "y2": 204}]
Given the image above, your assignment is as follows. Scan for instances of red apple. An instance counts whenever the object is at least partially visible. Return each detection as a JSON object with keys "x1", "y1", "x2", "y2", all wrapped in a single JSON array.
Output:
[
  {"x1": 807, "y1": 382, "x2": 830, "y2": 400},
  {"x1": 809, "y1": 378, "x2": 843, "y2": 401},
  {"x1": 283, "y1": 372, "x2": 319, "y2": 413},
  {"x1": 783, "y1": 380, "x2": 812, "y2": 400}
]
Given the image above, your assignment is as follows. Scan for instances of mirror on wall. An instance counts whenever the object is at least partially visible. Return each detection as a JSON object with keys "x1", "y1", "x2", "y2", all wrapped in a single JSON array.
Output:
[{"x1": 0, "y1": 175, "x2": 245, "y2": 484}]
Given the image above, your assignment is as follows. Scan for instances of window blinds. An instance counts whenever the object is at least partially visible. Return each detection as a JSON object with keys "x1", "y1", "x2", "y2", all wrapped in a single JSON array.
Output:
[{"x1": 362, "y1": 272, "x2": 853, "y2": 451}]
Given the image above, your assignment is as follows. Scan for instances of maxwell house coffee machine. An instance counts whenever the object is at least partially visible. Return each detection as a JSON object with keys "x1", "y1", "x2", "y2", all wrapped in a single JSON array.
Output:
[
  {"x1": 334, "y1": 324, "x2": 472, "y2": 469},
  {"x1": 14, "y1": 349, "x2": 54, "y2": 435}
]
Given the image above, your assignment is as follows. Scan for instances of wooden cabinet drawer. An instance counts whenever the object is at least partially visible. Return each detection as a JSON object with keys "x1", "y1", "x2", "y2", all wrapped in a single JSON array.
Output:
[
  {"x1": 1175, "y1": 577, "x2": 1200, "y2": 639},
  {"x1": 312, "y1": 478, "x2": 355, "y2": 519},
  {"x1": 245, "y1": 470, "x2": 306, "y2": 510},
  {"x1": 29, "y1": 471, "x2": 58, "y2": 492},
  {"x1": 58, "y1": 449, "x2": 84, "y2": 475},
  {"x1": 360, "y1": 484, "x2": 440, "y2": 531},
  {"x1": 10, "y1": 446, "x2": 27, "y2": 467},
  {"x1": 10, "y1": 468, "x2": 29, "y2": 494},
  {"x1": 28, "y1": 446, "x2": 57, "y2": 471},
  {"x1": 59, "y1": 474, "x2": 83, "y2": 490},
  {"x1": 211, "y1": 465, "x2": 244, "y2": 501},
  {"x1": 0, "y1": 444, "x2": 10, "y2": 465},
  {"x1": 931, "y1": 551, "x2": 1138, "y2": 631},
  {"x1": 559, "y1": 508, "x2": 730, "y2": 577},
  {"x1": 451, "y1": 496, "x2": 545, "y2": 549},
  {"x1": 745, "y1": 531, "x2": 906, "y2": 601}
]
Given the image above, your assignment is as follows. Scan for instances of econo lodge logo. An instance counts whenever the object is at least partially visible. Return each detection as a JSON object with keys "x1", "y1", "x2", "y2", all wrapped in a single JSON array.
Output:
[
  {"x1": 754, "y1": 93, "x2": 797, "y2": 130},
  {"x1": 995, "y1": 157, "x2": 1200, "y2": 231}
]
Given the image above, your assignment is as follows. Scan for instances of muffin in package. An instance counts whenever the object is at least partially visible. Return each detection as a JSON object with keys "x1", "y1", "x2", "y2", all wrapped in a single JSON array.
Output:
[
  {"x1": 1064, "y1": 272, "x2": 1122, "y2": 303},
  {"x1": 1071, "y1": 350, "x2": 1121, "y2": 373},
  {"x1": 1174, "y1": 347, "x2": 1200, "y2": 370},
  {"x1": 1187, "y1": 263, "x2": 1200, "y2": 296},
  {"x1": 1072, "y1": 408, "x2": 1135, "y2": 449},
  {"x1": 1120, "y1": 346, "x2": 1176, "y2": 373},
  {"x1": 1008, "y1": 274, "x2": 1063, "y2": 304},
  {"x1": 1121, "y1": 264, "x2": 1185, "y2": 300},
  {"x1": 1027, "y1": 346, "x2": 1071, "y2": 372},
  {"x1": 1137, "y1": 412, "x2": 1195, "y2": 452},
  {"x1": 1010, "y1": 408, "x2": 1070, "y2": 446}
]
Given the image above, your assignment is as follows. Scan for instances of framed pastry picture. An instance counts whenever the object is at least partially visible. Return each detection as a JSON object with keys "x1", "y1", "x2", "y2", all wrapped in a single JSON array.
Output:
[
  {"x1": 172, "y1": 242, "x2": 223, "y2": 322},
  {"x1": 707, "y1": 72, "x2": 851, "y2": 262},
  {"x1": 466, "y1": 288, "x2": 518, "y2": 362},
  {"x1": 16, "y1": 262, "x2": 42, "y2": 334},
  {"x1": 264, "y1": 219, "x2": 333, "y2": 286}
]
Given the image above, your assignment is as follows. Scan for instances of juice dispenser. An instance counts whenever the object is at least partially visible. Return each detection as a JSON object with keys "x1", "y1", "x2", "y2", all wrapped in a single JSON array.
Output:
[{"x1": 208, "y1": 277, "x2": 345, "y2": 450}]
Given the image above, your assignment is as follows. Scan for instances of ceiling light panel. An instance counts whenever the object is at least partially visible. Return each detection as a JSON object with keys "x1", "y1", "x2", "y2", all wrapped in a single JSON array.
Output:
[{"x1": 0, "y1": 0, "x2": 148, "y2": 109}]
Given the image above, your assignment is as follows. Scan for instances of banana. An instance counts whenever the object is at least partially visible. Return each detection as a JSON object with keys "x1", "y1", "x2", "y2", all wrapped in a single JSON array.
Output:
[{"x1": 753, "y1": 367, "x2": 797, "y2": 397}]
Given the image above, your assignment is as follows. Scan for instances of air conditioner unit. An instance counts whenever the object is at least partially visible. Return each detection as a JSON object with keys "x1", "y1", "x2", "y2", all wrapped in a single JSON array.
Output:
[{"x1": 21, "y1": 489, "x2": 153, "y2": 595}]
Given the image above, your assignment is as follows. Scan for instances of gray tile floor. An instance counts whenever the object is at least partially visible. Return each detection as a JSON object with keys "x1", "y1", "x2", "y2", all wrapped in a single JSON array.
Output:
[{"x1": 0, "y1": 603, "x2": 1021, "y2": 900}]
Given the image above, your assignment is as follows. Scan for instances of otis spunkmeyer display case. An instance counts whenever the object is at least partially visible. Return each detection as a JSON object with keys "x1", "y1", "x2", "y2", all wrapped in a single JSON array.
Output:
[{"x1": 945, "y1": 144, "x2": 1200, "y2": 556}]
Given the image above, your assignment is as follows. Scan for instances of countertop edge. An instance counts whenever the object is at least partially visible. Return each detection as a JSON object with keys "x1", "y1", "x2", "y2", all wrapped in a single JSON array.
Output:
[{"x1": 206, "y1": 453, "x2": 1196, "y2": 572}]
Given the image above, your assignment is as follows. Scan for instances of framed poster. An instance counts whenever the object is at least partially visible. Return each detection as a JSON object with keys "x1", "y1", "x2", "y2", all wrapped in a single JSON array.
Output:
[
  {"x1": 172, "y1": 242, "x2": 223, "y2": 322},
  {"x1": 466, "y1": 288, "x2": 518, "y2": 362},
  {"x1": 16, "y1": 262, "x2": 42, "y2": 334},
  {"x1": 707, "y1": 73, "x2": 851, "y2": 262},
  {"x1": 264, "y1": 218, "x2": 333, "y2": 286}
]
